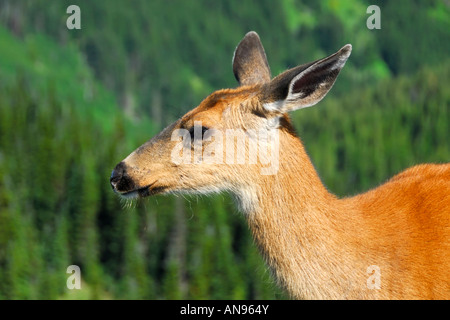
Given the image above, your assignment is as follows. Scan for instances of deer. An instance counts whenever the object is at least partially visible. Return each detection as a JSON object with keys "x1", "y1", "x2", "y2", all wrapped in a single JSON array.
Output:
[{"x1": 110, "y1": 31, "x2": 450, "y2": 299}]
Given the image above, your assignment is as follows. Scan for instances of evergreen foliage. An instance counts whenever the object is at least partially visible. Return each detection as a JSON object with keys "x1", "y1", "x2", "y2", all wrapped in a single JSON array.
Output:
[{"x1": 0, "y1": 1, "x2": 448, "y2": 299}]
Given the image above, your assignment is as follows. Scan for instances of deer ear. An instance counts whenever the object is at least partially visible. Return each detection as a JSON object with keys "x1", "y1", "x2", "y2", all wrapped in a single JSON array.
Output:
[
  {"x1": 233, "y1": 31, "x2": 271, "y2": 86},
  {"x1": 262, "y1": 44, "x2": 352, "y2": 113}
]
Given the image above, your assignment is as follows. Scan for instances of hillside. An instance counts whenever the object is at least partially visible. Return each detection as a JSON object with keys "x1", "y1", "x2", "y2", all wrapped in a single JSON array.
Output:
[{"x1": 0, "y1": 1, "x2": 448, "y2": 299}]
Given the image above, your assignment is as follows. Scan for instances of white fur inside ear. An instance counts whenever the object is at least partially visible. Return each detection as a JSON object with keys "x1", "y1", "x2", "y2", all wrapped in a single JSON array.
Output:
[{"x1": 263, "y1": 100, "x2": 284, "y2": 112}]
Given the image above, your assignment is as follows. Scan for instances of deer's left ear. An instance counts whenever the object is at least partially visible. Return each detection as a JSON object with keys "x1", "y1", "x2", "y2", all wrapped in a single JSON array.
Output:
[
  {"x1": 262, "y1": 44, "x2": 352, "y2": 113},
  {"x1": 233, "y1": 31, "x2": 271, "y2": 86}
]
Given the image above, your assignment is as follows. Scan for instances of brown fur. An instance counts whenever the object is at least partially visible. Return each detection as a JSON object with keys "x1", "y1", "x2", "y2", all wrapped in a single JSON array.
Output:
[
  {"x1": 246, "y1": 132, "x2": 450, "y2": 299},
  {"x1": 111, "y1": 32, "x2": 450, "y2": 299}
]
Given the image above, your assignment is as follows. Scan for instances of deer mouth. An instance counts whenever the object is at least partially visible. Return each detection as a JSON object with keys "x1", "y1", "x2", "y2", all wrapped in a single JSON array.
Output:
[
  {"x1": 119, "y1": 185, "x2": 151, "y2": 199},
  {"x1": 118, "y1": 182, "x2": 167, "y2": 199}
]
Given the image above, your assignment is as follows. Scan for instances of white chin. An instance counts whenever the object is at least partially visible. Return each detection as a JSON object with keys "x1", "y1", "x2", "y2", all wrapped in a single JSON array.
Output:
[{"x1": 118, "y1": 190, "x2": 139, "y2": 199}]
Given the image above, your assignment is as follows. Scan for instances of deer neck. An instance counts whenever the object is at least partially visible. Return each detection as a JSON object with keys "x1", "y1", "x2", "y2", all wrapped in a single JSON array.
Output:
[{"x1": 237, "y1": 134, "x2": 355, "y2": 299}]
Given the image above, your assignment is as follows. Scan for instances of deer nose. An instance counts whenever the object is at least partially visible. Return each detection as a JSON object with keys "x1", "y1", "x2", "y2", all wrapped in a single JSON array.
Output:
[{"x1": 110, "y1": 162, "x2": 126, "y2": 190}]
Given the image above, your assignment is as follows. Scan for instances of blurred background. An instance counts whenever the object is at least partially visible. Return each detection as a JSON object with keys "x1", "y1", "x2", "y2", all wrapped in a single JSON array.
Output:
[{"x1": 0, "y1": 0, "x2": 448, "y2": 299}]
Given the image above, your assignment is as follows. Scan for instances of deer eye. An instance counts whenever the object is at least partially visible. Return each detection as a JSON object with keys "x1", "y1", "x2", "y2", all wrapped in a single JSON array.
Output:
[{"x1": 188, "y1": 125, "x2": 210, "y2": 142}]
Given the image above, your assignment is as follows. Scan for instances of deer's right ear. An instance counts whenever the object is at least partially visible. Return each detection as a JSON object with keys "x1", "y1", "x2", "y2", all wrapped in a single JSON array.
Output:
[
  {"x1": 262, "y1": 44, "x2": 352, "y2": 114},
  {"x1": 233, "y1": 31, "x2": 271, "y2": 86}
]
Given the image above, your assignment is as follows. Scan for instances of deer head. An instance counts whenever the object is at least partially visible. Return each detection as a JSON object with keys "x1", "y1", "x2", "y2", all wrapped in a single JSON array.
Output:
[{"x1": 110, "y1": 32, "x2": 351, "y2": 205}]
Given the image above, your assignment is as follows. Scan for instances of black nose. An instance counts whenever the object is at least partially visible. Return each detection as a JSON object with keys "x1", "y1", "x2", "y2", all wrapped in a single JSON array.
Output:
[{"x1": 110, "y1": 162, "x2": 126, "y2": 190}]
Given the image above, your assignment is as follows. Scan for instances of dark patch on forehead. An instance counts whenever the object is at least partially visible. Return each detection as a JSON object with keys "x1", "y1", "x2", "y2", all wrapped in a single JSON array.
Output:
[
  {"x1": 183, "y1": 86, "x2": 260, "y2": 121},
  {"x1": 198, "y1": 90, "x2": 228, "y2": 111}
]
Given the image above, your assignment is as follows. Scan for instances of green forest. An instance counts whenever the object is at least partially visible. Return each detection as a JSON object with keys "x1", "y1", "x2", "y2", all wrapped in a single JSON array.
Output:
[{"x1": 0, "y1": 0, "x2": 448, "y2": 299}]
